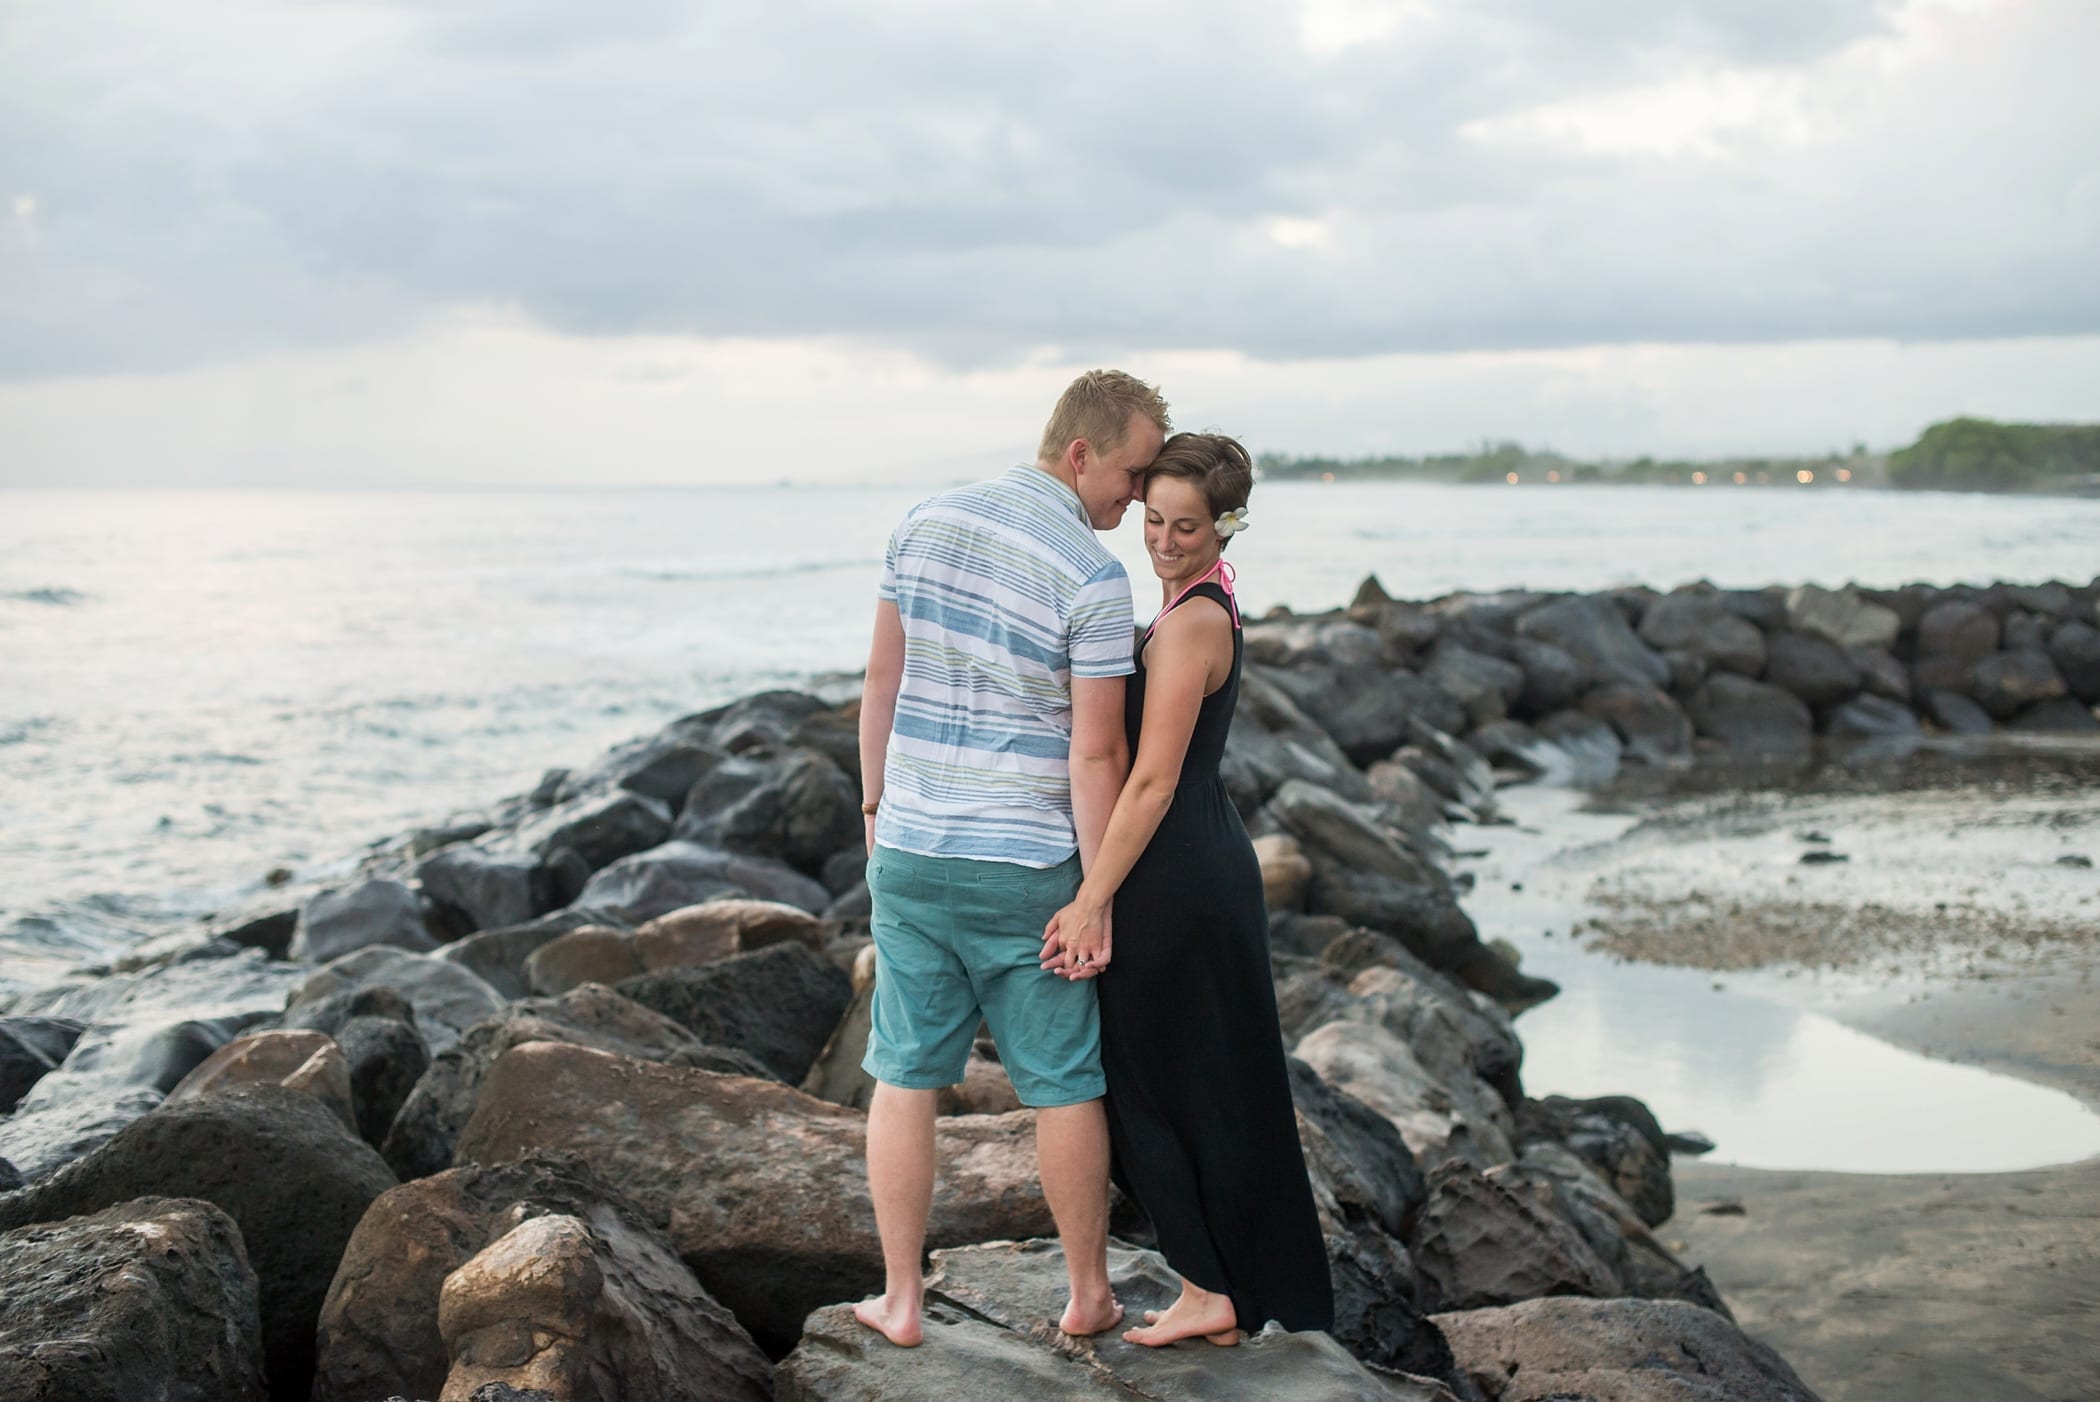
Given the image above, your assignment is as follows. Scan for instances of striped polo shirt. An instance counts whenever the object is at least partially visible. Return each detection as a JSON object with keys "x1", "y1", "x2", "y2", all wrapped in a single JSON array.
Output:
[{"x1": 875, "y1": 465, "x2": 1136, "y2": 867}]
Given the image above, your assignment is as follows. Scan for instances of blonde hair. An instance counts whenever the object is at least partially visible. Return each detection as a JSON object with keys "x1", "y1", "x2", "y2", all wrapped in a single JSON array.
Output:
[{"x1": 1037, "y1": 369, "x2": 1171, "y2": 464}]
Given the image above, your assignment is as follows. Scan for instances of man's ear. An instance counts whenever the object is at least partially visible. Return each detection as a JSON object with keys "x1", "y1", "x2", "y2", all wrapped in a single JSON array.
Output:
[{"x1": 1067, "y1": 437, "x2": 1091, "y2": 475}]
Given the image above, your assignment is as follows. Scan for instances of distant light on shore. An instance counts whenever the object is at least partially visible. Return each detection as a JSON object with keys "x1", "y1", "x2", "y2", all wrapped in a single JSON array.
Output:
[
  {"x1": 1547, "y1": 469, "x2": 1562, "y2": 483},
  {"x1": 1321, "y1": 471, "x2": 1335, "y2": 483},
  {"x1": 1692, "y1": 472, "x2": 1708, "y2": 485},
  {"x1": 1733, "y1": 471, "x2": 1748, "y2": 484},
  {"x1": 1798, "y1": 469, "x2": 1815, "y2": 484},
  {"x1": 1838, "y1": 468, "x2": 1853, "y2": 482},
  {"x1": 1505, "y1": 471, "x2": 1520, "y2": 484}
]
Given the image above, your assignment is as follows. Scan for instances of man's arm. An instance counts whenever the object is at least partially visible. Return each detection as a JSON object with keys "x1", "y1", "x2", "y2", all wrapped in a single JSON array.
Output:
[
  {"x1": 1065, "y1": 673, "x2": 1130, "y2": 972},
  {"x1": 859, "y1": 600, "x2": 906, "y2": 853}
]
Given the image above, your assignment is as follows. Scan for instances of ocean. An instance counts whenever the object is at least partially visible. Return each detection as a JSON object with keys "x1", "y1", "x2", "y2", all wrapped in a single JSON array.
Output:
[{"x1": 5, "y1": 480, "x2": 2097, "y2": 985}]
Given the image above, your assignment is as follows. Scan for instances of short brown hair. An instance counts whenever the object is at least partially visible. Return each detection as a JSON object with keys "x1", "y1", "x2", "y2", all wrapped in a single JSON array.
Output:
[
  {"x1": 1143, "y1": 432, "x2": 1254, "y2": 527},
  {"x1": 1037, "y1": 369, "x2": 1171, "y2": 463}
]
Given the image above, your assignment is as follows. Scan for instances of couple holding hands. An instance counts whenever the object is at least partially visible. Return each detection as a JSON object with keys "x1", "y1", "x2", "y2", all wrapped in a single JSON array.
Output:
[{"x1": 853, "y1": 369, "x2": 1330, "y2": 1352}]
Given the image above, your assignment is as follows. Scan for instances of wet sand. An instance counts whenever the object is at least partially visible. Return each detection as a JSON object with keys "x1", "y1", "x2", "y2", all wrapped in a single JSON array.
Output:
[{"x1": 1549, "y1": 740, "x2": 2100, "y2": 1402}]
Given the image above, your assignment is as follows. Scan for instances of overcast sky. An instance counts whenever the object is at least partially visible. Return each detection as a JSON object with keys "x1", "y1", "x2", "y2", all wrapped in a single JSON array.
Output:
[{"x1": 3, "y1": 0, "x2": 2096, "y2": 485}]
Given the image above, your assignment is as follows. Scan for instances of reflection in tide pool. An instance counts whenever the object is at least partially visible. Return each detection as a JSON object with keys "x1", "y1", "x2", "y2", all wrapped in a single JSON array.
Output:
[{"x1": 1465, "y1": 788, "x2": 2100, "y2": 1175}]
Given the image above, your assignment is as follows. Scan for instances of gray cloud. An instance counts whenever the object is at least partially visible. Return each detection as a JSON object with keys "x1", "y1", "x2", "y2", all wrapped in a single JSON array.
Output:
[{"x1": 1, "y1": 0, "x2": 2095, "y2": 378}]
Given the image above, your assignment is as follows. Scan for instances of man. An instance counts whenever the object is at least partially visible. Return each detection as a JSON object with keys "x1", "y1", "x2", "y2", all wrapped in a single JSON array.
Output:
[{"x1": 853, "y1": 369, "x2": 1170, "y2": 1347}]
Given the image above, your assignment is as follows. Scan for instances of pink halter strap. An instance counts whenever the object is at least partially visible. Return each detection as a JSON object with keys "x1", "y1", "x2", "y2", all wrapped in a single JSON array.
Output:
[{"x1": 1144, "y1": 558, "x2": 1240, "y2": 641}]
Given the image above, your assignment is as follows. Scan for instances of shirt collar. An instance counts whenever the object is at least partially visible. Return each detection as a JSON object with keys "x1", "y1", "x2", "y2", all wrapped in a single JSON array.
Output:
[{"x1": 1011, "y1": 464, "x2": 1089, "y2": 528}]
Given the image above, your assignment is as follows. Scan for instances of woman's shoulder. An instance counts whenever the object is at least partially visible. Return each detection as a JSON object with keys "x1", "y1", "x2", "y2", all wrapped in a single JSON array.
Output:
[{"x1": 1152, "y1": 589, "x2": 1234, "y2": 641}]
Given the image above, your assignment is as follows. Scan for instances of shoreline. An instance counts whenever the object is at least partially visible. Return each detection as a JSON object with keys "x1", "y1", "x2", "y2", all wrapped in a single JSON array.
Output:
[{"x1": 1480, "y1": 752, "x2": 2100, "y2": 1402}]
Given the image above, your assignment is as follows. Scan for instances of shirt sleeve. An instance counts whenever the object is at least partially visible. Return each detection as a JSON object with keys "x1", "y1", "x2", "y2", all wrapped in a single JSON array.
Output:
[
  {"x1": 876, "y1": 525, "x2": 901, "y2": 603},
  {"x1": 1068, "y1": 558, "x2": 1137, "y2": 678}
]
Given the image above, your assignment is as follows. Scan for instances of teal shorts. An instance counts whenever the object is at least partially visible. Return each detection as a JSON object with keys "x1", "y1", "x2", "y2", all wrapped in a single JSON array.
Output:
[{"x1": 862, "y1": 845, "x2": 1103, "y2": 1108}]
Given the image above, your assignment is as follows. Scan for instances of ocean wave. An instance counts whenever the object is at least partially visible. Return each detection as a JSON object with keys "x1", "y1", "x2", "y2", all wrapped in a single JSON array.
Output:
[{"x1": 2, "y1": 586, "x2": 89, "y2": 606}]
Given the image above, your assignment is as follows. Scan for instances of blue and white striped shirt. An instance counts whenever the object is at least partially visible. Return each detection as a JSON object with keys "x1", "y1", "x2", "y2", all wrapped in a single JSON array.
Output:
[{"x1": 874, "y1": 466, "x2": 1136, "y2": 867}]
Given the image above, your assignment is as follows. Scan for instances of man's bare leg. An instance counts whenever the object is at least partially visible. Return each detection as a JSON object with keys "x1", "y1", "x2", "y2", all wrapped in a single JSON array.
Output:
[
  {"x1": 855, "y1": 1082, "x2": 939, "y2": 1346},
  {"x1": 1036, "y1": 1098, "x2": 1123, "y2": 1335}
]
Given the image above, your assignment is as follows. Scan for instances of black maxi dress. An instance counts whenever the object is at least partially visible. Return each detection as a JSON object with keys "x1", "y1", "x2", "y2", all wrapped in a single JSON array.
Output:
[{"x1": 1098, "y1": 580, "x2": 1334, "y2": 1334}]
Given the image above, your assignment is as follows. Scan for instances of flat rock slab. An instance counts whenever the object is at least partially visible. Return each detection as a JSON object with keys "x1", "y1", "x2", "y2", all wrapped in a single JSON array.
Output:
[
  {"x1": 779, "y1": 1238, "x2": 1456, "y2": 1401},
  {"x1": 1434, "y1": 1296, "x2": 1822, "y2": 1402},
  {"x1": 0, "y1": 1196, "x2": 267, "y2": 1402}
]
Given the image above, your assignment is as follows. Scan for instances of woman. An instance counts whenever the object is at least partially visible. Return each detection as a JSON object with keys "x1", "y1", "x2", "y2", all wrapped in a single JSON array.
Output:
[{"x1": 1040, "y1": 432, "x2": 1333, "y2": 1347}]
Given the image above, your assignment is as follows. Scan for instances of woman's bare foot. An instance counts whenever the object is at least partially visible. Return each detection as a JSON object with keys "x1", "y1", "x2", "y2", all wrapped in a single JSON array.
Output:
[
  {"x1": 1060, "y1": 1289, "x2": 1126, "y2": 1337},
  {"x1": 852, "y1": 1293, "x2": 924, "y2": 1347},
  {"x1": 1123, "y1": 1283, "x2": 1237, "y2": 1347}
]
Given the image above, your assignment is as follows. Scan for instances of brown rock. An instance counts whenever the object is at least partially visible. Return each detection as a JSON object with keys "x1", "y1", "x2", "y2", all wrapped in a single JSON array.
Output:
[
  {"x1": 1433, "y1": 1296, "x2": 1821, "y2": 1401},
  {"x1": 453, "y1": 1041, "x2": 1054, "y2": 1349},
  {"x1": 1408, "y1": 1159, "x2": 1622, "y2": 1311},
  {"x1": 524, "y1": 927, "x2": 642, "y2": 997},
  {"x1": 634, "y1": 899, "x2": 828, "y2": 971},
  {"x1": 313, "y1": 1151, "x2": 769, "y2": 1402},
  {"x1": 1253, "y1": 833, "x2": 1314, "y2": 910},
  {"x1": 937, "y1": 1052, "x2": 1022, "y2": 1116},
  {"x1": 168, "y1": 1029, "x2": 358, "y2": 1133}
]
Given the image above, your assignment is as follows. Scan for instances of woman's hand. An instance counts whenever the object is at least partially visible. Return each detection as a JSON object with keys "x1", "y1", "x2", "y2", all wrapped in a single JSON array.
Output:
[{"x1": 1040, "y1": 898, "x2": 1112, "y2": 980}]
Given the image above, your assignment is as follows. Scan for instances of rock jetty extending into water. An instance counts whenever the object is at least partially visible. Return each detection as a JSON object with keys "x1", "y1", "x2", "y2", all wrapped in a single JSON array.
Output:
[{"x1": 12, "y1": 573, "x2": 2080, "y2": 1399}]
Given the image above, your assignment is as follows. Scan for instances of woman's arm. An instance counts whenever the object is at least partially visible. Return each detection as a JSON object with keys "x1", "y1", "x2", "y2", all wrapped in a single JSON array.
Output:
[{"x1": 1041, "y1": 597, "x2": 1231, "y2": 978}]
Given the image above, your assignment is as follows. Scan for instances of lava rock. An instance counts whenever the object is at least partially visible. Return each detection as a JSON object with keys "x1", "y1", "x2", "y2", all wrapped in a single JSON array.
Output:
[
  {"x1": 1784, "y1": 584, "x2": 1899, "y2": 651},
  {"x1": 0, "y1": 1197, "x2": 267, "y2": 1402},
  {"x1": 1763, "y1": 631, "x2": 1863, "y2": 708},
  {"x1": 1924, "y1": 688, "x2": 1994, "y2": 734},
  {"x1": 1508, "y1": 638, "x2": 1591, "y2": 717},
  {"x1": 1822, "y1": 693, "x2": 1923, "y2": 739},
  {"x1": 1579, "y1": 684, "x2": 1692, "y2": 767},
  {"x1": 1636, "y1": 589, "x2": 1767, "y2": 677},
  {"x1": 0, "y1": 1085, "x2": 398, "y2": 1400},
  {"x1": 2048, "y1": 619, "x2": 2100, "y2": 702},
  {"x1": 434, "y1": 909, "x2": 631, "y2": 1000},
  {"x1": 615, "y1": 941, "x2": 852, "y2": 1084},
  {"x1": 1970, "y1": 650, "x2": 2067, "y2": 719},
  {"x1": 0, "y1": 1016, "x2": 84, "y2": 1113},
  {"x1": 381, "y1": 982, "x2": 703, "y2": 1183},
  {"x1": 313, "y1": 1152, "x2": 769, "y2": 1402},
  {"x1": 1406, "y1": 1159, "x2": 1621, "y2": 1311}
]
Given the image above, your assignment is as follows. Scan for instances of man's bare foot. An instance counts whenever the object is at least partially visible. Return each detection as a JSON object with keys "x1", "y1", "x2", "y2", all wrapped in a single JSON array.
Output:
[
  {"x1": 1059, "y1": 1290, "x2": 1125, "y2": 1336},
  {"x1": 1123, "y1": 1288, "x2": 1238, "y2": 1347},
  {"x1": 853, "y1": 1293, "x2": 924, "y2": 1347}
]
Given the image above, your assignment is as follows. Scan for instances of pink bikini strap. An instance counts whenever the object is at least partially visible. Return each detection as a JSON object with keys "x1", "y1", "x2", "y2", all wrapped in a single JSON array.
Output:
[{"x1": 1144, "y1": 559, "x2": 1240, "y2": 640}]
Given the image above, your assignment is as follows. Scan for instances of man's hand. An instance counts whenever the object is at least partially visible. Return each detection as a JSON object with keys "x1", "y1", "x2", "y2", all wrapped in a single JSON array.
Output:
[{"x1": 1040, "y1": 899, "x2": 1112, "y2": 980}]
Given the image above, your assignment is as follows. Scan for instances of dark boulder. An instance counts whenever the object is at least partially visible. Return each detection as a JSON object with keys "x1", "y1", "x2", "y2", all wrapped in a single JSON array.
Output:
[
  {"x1": 0, "y1": 1015, "x2": 84, "y2": 1113},
  {"x1": 1636, "y1": 589, "x2": 1766, "y2": 677},
  {"x1": 1970, "y1": 650, "x2": 2067, "y2": 719},
  {"x1": 413, "y1": 843, "x2": 549, "y2": 935},
  {"x1": 0, "y1": 1085, "x2": 397, "y2": 1401},
  {"x1": 1425, "y1": 643, "x2": 1525, "y2": 728},
  {"x1": 520, "y1": 790, "x2": 675, "y2": 873},
  {"x1": 1849, "y1": 645, "x2": 1911, "y2": 700},
  {"x1": 2048, "y1": 619, "x2": 2100, "y2": 702},
  {"x1": 285, "y1": 948, "x2": 505, "y2": 1057},
  {"x1": 282, "y1": 987, "x2": 430, "y2": 1149},
  {"x1": 1508, "y1": 638, "x2": 1589, "y2": 717},
  {"x1": 1925, "y1": 688, "x2": 1994, "y2": 734},
  {"x1": 1517, "y1": 1095, "x2": 1673, "y2": 1228},
  {"x1": 1917, "y1": 599, "x2": 2001, "y2": 664},
  {"x1": 575, "y1": 841, "x2": 830, "y2": 923},
  {"x1": 291, "y1": 879, "x2": 438, "y2": 964},
  {"x1": 1406, "y1": 1159, "x2": 1621, "y2": 1312},
  {"x1": 616, "y1": 941, "x2": 852, "y2": 1084},
  {"x1": 1223, "y1": 668, "x2": 1373, "y2": 810},
  {"x1": 1515, "y1": 596, "x2": 1669, "y2": 691},
  {"x1": 1763, "y1": 631, "x2": 1862, "y2": 707},
  {"x1": 2009, "y1": 698, "x2": 2100, "y2": 732},
  {"x1": 1685, "y1": 673, "x2": 1815, "y2": 760},
  {"x1": 1579, "y1": 685, "x2": 1692, "y2": 767},
  {"x1": 0, "y1": 1197, "x2": 267, "y2": 1402},
  {"x1": 674, "y1": 750, "x2": 861, "y2": 875},
  {"x1": 1287, "y1": 1055, "x2": 1426, "y2": 1234}
]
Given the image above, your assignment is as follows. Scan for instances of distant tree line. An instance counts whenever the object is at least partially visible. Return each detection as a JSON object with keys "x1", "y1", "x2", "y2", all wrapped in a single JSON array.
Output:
[
  {"x1": 1885, "y1": 418, "x2": 2100, "y2": 492},
  {"x1": 1259, "y1": 417, "x2": 2100, "y2": 493}
]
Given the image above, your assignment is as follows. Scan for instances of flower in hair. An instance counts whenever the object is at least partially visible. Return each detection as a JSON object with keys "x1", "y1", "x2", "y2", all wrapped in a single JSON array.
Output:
[{"x1": 1214, "y1": 506, "x2": 1250, "y2": 538}]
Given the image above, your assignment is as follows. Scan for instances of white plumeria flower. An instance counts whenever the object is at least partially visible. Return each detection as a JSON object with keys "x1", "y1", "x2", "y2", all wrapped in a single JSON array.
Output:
[{"x1": 1214, "y1": 506, "x2": 1250, "y2": 538}]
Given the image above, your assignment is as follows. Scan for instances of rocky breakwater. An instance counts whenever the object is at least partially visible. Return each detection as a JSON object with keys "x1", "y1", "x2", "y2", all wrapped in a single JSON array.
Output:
[{"x1": 0, "y1": 603, "x2": 1887, "y2": 1398}]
